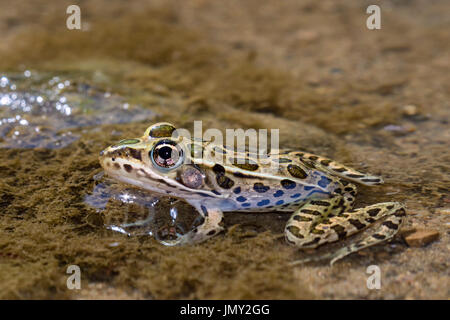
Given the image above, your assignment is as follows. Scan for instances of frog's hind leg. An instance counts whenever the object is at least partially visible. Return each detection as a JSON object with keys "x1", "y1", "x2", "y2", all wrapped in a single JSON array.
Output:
[
  {"x1": 286, "y1": 198, "x2": 406, "y2": 265},
  {"x1": 294, "y1": 152, "x2": 383, "y2": 186},
  {"x1": 322, "y1": 203, "x2": 406, "y2": 265}
]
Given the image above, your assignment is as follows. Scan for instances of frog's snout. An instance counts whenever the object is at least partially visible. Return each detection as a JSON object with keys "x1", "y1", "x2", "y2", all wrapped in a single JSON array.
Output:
[
  {"x1": 99, "y1": 147, "x2": 109, "y2": 159},
  {"x1": 99, "y1": 145, "x2": 112, "y2": 158},
  {"x1": 98, "y1": 147, "x2": 111, "y2": 168}
]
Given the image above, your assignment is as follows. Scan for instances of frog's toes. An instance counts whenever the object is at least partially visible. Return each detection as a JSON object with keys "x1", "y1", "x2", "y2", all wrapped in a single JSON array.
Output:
[{"x1": 175, "y1": 225, "x2": 224, "y2": 245}]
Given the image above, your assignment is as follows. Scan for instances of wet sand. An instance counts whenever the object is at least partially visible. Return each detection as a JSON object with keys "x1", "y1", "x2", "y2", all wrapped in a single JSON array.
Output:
[{"x1": 0, "y1": 0, "x2": 448, "y2": 299}]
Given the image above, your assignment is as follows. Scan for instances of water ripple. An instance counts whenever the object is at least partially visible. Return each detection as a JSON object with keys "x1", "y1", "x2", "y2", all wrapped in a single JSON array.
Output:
[{"x1": 0, "y1": 71, "x2": 155, "y2": 149}]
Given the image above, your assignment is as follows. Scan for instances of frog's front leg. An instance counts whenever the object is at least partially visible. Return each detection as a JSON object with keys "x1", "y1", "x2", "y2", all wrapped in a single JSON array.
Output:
[{"x1": 174, "y1": 205, "x2": 224, "y2": 245}]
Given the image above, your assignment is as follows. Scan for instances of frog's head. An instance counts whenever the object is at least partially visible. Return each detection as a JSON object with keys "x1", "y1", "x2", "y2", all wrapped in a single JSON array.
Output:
[{"x1": 99, "y1": 122, "x2": 213, "y2": 197}]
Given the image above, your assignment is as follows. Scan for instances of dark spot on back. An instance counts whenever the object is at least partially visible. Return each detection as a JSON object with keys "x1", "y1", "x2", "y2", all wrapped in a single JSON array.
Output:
[
  {"x1": 294, "y1": 215, "x2": 312, "y2": 222},
  {"x1": 382, "y1": 221, "x2": 399, "y2": 230},
  {"x1": 231, "y1": 158, "x2": 259, "y2": 171},
  {"x1": 367, "y1": 208, "x2": 381, "y2": 217},
  {"x1": 213, "y1": 164, "x2": 225, "y2": 174},
  {"x1": 394, "y1": 208, "x2": 406, "y2": 217},
  {"x1": 232, "y1": 163, "x2": 259, "y2": 171},
  {"x1": 349, "y1": 219, "x2": 366, "y2": 230},
  {"x1": 346, "y1": 173, "x2": 365, "y2": 178},
  {"x1": 281, "y1": 179, "x2": 296, "y2": 189},
  {"x1": 372, "y1": 233, "x2": 386, "y2": 240},
  {"x1": 273, "y1": 158, "x2": 292, "y2": 163},
  {"x1": 123, "y1": 164, "x2": 133, "y2": 173},
  {"x1": 286, "y1": 226, "x2": 303, "y2": 238},
  {"x1": 310, "y1": 200, "x2": 330, "y2": 207},
  {"x1": 232, "y1": 172, "x2": 260, "y2": 179},
  {"x1": 331, "y1": 224, "x2": 347, "y2": 239},
  {"x1": 301, "y1": 209, "x2": 321, "y2": 216},
  {"x1": 287, "y1": 164, "x2": 308, "y2": 179},
  {"x1": 253, "y1": 183, "x2": 270, "y2": 193},
  {"x1": 361, "y1": 178, "x2": 381, "y2": 183},
  {"x1": 216, "y1": 175, "x2": 234, "y2": 189}
]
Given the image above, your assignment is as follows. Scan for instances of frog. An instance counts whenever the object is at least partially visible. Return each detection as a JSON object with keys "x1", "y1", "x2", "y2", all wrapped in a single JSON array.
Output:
[{"x1": 99, "y1": 122, "x2": 406, "y2": 264}]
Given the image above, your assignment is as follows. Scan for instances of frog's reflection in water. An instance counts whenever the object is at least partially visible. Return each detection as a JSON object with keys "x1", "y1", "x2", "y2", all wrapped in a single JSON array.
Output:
[{"x1": 84, "y1": 172, "x2": 199, "y2": 244}]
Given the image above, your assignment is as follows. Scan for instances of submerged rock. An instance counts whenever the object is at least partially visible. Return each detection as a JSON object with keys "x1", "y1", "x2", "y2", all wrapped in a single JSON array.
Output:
[{"x1": 402, "y1": 228, "x2": 440, "y2": 247}]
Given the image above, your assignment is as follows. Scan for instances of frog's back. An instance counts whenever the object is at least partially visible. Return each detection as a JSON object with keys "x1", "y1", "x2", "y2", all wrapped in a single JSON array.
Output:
[{"x1": 191, "y1": 145, "x2": 341, "y2": 212}]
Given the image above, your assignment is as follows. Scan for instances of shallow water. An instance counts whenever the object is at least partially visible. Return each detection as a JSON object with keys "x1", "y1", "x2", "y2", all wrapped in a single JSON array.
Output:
[
  {"x1": 0, "y1": 0, "x2": 448, "y2": 300},
  {"x1": 0, "y1": 72, "x2": 154, "y2": 149}
]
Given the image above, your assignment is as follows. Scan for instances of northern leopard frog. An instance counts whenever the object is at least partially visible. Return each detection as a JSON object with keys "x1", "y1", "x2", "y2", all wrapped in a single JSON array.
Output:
[{"x1": 99, "y1": 122, "x2": 405, "y2": 264}]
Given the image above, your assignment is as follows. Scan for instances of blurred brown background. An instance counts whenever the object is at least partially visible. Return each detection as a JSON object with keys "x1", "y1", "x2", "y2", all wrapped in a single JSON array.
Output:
[{"x1": 0, "y1": 0, "x2": 448, "y2": 299}]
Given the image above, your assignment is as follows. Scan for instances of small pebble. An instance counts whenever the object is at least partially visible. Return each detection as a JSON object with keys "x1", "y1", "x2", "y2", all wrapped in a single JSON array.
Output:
[
  {"x1": 403, "y1": 228, "x2": 440, "y2": 247},
  {"x1": 435, "y1": 207, "x2": 450, "y2": 215},
  {"x1": 383, "y1": 124, "x2": 416, "y2": 134},
  {"x1": 109, "y1": 242, "x2": 120, "y2": 247},
  {"x1": 402, "y1": 104, "x2": 418, "y2": 116}
]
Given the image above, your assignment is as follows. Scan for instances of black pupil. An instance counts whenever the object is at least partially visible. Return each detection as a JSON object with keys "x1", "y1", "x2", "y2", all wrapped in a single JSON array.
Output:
[{"x1": 158, "y1": 146, "x2": 173, "y2": 160}]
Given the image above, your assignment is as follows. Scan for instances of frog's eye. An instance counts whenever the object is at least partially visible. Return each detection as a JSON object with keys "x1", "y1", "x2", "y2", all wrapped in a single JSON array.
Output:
[
  {"x1": 145, "y1": 122, "x2": 177, "y2": 138},
  {"x1": 150, "y1": 140, "x2": 184, "y2": 170}
]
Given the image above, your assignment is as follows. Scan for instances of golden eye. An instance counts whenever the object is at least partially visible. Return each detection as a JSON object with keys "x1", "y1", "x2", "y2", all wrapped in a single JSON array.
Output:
[{"x1": 151, "y1": 140, "x2": 184, "y2": 170}]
